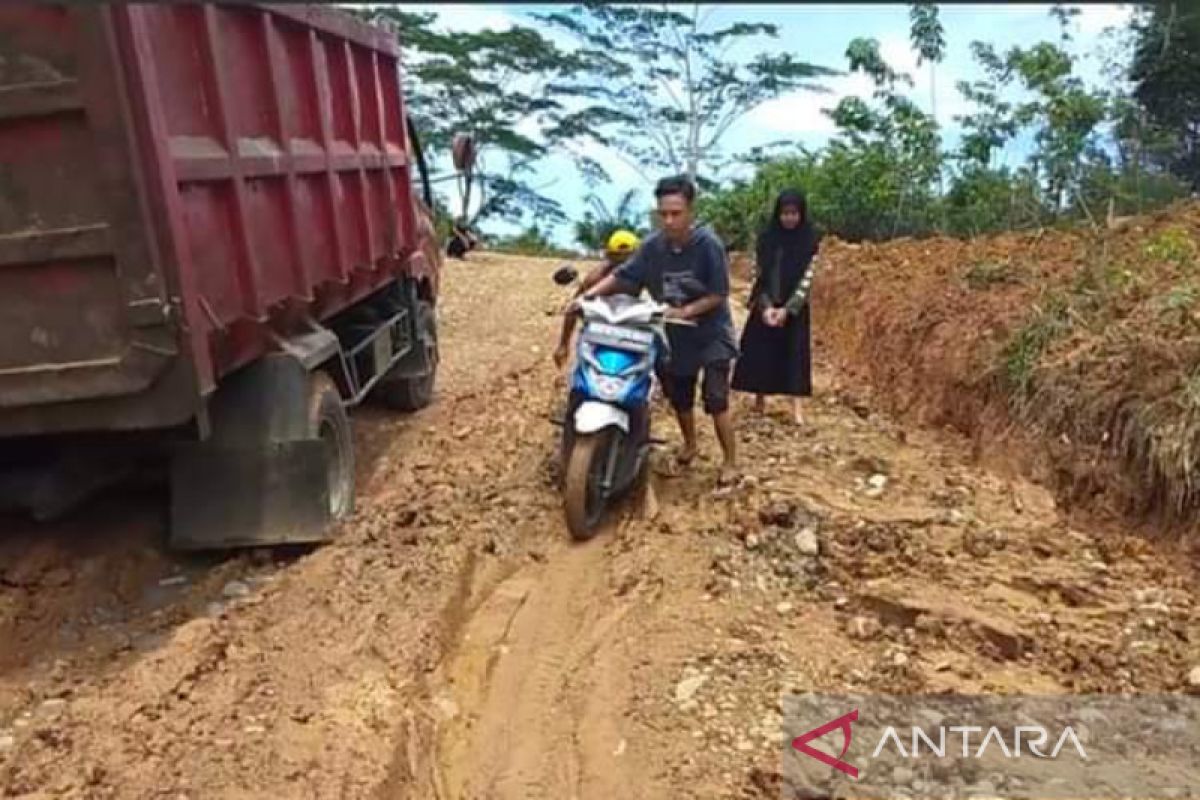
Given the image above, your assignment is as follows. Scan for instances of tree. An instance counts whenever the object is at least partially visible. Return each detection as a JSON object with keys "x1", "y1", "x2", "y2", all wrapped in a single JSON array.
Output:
[
  {"x1": 489, "y1": 225, "x2": 578, "y2": 258},
  {"x1": 1129, "y1": 3, "x2": 1200, "y2": 189},
  {"x1": 360, "y1": 9, "x2": 619, "y2": 228},
  {"x1": 572, "y1": 189, "x2": 648, "y2": 253},
  {"x1": 954, "y1": 43, "x2": 1019, "y2": 169},
  {"x1": 909, "y1": 2, "x2": 946, "y2": 210},
  {"x1": 829, "y1": 38, "x2": 941, "y2": 236},
  {"x1": 536, "y1": 3, "x2": 838, "y2": 183},
  {"x1": 952, "y1": 35, "x2": 1111, "y2": 222},
  {"x1": 909, "y1": 3, "x2": 946, "y2": 124}
]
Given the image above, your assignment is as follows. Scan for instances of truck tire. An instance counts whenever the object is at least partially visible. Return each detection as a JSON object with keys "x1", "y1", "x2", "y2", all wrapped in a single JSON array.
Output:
[
  {"x1": 378, "y1": 299, "x2": 437, "y2": 412},
  {"x1": 309, "y1": 372, "x2": 355, "y2": 522}
]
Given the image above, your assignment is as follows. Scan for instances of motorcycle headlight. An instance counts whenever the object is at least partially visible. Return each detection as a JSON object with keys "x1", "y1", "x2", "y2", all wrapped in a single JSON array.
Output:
[{"x1": 591, "y1": 373, "x2": 628, "y2": 400}]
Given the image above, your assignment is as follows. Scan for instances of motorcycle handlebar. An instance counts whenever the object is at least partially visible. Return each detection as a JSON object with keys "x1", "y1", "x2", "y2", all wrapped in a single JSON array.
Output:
[
  {"x1": 568, "y1": 298, "x2": 699, "y2": 327},
  {"x1": 662, "y1": 316, "x2": 697, "y2": 327}
]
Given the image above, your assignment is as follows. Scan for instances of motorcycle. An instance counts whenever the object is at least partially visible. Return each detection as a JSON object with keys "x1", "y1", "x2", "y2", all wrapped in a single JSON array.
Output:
[{"x1": 551, "y1": 265, "x2": 692, "y2": 540}]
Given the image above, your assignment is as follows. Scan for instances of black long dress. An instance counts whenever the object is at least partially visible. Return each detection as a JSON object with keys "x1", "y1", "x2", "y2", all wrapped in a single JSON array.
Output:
[{"x1": 731, "y1": 202, "x2": 819, "y2": 397}]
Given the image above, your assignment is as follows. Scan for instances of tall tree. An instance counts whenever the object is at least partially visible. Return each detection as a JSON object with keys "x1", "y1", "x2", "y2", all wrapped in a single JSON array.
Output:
[
  {"x1": 1129, "y1": 3, "x2": 1200, "y2": 189},
  {"x1": 360, "y1": 9, "x2": 618, "y2": 227},
  {"x1": 909, "y1": 3, "x2": 946, "y2": 125},
  {"x1": 536, "y1": 3, "x2": 838, "y2": 183},
  {"x1": 953, "y1": 36, "x2": 1109, "y2": 221},
  {"x1": 826, "y1": 38, "x2": 941, "y2": 237}
]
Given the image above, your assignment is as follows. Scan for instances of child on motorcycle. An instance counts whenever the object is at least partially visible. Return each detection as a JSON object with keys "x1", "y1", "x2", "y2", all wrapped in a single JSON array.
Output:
[{"x1": 553, "y1": 229, "x2": 641, "y2": 368}]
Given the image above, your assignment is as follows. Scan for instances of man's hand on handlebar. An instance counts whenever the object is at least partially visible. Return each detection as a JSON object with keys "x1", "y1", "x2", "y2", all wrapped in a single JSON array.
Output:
[{"x1": 664, "y1": 306, "x2": 689, "y2": 321}]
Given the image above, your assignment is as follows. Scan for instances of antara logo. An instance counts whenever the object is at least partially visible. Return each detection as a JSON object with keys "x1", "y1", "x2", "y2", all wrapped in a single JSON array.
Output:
[
  {"x1": 791, "y1": 709, "x2": 1089, "y2": 779},
  {"x1": 792, "y1": 709, "x2": 860, "y2": 778}
]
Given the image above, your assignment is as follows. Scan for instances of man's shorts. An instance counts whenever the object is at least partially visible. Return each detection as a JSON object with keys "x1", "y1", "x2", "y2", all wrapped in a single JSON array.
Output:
[{"x1": 661, "y1": 360, "x2": 732, "y2": 415}]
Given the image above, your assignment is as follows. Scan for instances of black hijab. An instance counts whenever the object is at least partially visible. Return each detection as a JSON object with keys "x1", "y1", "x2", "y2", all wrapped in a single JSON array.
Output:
[{"x1": 753, "y1": 189, "x2": 820, "y2": 307}]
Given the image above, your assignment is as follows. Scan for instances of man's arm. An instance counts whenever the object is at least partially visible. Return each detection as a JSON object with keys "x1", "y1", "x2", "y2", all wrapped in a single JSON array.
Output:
[
  {"x1": 554, "y1": 304, "x2": 581, "y2": 367},
  {"x1": 670, "y1": 234, "x2": 729, "y2": 320},
  {"x1": 572, "y1": 262, "x2": 614, "y2": 299},
  {"x1": 583, "y1": 271, "x2": 629, "y2": 299},
  {"x1": 672, "y1": 293, "x2": 723, "y2": 320},
  {"x1": 556, "y1": 262, "x2": 619, "y2": 366},
  {"x1": 583, "y1": 242, "x2": 650, "y2": 300}
]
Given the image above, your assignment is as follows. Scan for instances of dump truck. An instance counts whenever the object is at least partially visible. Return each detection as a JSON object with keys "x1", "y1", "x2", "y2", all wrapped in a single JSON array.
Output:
[{"x1": 0, "y1": 3, "x2": 471, "y2": 548}]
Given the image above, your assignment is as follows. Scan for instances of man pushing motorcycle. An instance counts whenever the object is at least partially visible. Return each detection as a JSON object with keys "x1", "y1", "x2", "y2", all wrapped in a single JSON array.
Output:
[{"x1": 572, "y1": 175, "x2": 740, "y2": 486}]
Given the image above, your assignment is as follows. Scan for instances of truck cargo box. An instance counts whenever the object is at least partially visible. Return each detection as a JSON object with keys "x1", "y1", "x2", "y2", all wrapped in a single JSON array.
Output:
[{"x1": 0, "y1": 3, "x2": 433, "y2": 438}]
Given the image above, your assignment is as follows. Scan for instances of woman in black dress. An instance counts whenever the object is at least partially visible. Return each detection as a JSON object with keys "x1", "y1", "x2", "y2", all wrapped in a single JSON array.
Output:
[{"x1": 731, "y1": 188, "x2": 820, "y2": 425}]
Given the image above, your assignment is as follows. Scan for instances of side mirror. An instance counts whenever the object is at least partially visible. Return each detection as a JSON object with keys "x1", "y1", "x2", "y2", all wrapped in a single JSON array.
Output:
[
  {"x1": 451, "y1": 133, "x2": 476, "y2": 173},
  {"x1": 552, "y1": 264, "x2": 578, "y2": 286}
]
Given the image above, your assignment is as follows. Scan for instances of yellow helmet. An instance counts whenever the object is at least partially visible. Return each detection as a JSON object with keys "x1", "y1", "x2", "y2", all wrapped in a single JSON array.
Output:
[{"x1": 605, "y1": 229, "x2": 640, "y2": 258}]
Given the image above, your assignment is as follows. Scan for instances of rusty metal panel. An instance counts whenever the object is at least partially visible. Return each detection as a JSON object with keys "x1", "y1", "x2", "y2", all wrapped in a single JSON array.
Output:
[
  {"x1": 0, "y1": 3, "x2": 423, "y2": 436},
  {"x1": 125, "y1": 3, "x2": 418, "y2": 383},
  {"x1": 0, "y1": 5, "x2": 178, "y2": 411}
]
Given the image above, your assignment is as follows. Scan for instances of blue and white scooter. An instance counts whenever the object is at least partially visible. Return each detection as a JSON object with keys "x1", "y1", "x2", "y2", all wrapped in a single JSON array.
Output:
[{"x1": 552, "y1": 267, "x2": 692, "y2": 540}]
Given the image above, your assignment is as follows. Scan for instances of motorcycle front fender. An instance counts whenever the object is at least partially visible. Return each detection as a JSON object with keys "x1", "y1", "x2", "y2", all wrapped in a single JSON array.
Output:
[{"x1": 574, "y1": 401, "x2": 629, "y2": 434}]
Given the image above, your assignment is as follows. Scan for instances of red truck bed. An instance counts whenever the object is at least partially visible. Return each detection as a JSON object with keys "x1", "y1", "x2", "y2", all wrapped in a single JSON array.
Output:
[{"x1": 0, "y1": 3, "x2": 430, "y2": 437}]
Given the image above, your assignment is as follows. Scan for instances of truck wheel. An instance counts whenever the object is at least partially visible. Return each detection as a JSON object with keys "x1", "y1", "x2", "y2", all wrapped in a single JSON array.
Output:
[
  {"x1": 378, "y1": 299, "x2": 437, "y2": 412},
  {"x1": 309, "y1": 373, "x2": 355, "y2": 521}
]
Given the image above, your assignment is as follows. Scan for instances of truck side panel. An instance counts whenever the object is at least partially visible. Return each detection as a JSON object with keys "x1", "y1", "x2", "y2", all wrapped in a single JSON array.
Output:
[{"x1": 128, "y1": 4, "x2": 418, "y2": 391}]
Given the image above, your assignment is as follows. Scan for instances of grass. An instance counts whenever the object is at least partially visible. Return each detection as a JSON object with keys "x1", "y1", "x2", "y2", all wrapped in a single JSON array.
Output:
[
  {"x1": 1000, "y1": 292, "x2": 1072, "y2": 399},
  {"x1": 964, "y1": 259, "x2": 1019, "y2": 290},
  {"x1": 1122, "y1": 365, "x2": 1200, "y2": 517},
  {"x1": 1143, "y1": 225, "x2": 1197, "y2": 270}
]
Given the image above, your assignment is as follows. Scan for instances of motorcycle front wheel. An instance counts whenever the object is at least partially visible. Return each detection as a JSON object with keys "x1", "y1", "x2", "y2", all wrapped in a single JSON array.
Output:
[{"x1": 563, "y1": 430, "x2": 615, "y2": 541}]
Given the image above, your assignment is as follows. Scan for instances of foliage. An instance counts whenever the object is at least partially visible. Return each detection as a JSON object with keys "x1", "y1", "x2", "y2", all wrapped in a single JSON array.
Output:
[
  {"x1": 909, "y1": 3, "x2": 946, "y2": 67},
  {"x1": 700, "y1": 7, "x2": 1191, "y2": 247},
  {"x1": 1144, "y1": 225, "x2": 1198, "y2": 268},
  {"x1": 572, "y1": 189, "x2": 650, "y2": 253},
  {"x1": 357, "y1": 8, "x2": 611, "y2": 228},
  {"x1": 488, "y1": 225, "x2": 580, "y2": 258},
  {"x1": 1001, "y1": 293, "x2": 1072, "y2": 399},
  {"x1": 1129, "y1": 4, "x2": 1200, "y2": 190},
  {"x1": 535, "y1": 3, "x2": 838, "y2": 182},
  {"x1": 350, "y1": 3, "x2": 1197, "y2": 249},
  {"x1": 699, "y1": 36, "x2": 941, "y2": 245}
]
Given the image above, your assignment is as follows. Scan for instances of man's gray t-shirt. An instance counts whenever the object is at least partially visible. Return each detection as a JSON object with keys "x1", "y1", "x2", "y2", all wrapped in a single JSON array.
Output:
[{"x1": 614, "y1": 225, "x2": 739, "y2": 376}]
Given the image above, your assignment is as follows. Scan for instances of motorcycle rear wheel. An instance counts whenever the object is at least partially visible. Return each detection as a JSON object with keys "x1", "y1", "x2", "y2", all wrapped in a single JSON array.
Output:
[{"x1": 563, "y1": 430, "x2": 613, "y2": 541}]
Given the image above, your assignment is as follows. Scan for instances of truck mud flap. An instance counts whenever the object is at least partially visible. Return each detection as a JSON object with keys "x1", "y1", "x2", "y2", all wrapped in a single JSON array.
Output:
[{"x1": 169, "y1": 440, "x2": 331, "y2": 550}]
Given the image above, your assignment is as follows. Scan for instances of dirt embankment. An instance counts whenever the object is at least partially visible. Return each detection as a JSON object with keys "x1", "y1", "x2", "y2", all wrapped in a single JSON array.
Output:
[{"x1": 811, "y1": 201, "x2": 1200, "y2": 543}]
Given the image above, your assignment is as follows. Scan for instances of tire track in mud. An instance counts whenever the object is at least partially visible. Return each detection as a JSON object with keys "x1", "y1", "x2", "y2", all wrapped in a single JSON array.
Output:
[{"x1": 429, "y1": 538, "x2": 644, "y2": 800}]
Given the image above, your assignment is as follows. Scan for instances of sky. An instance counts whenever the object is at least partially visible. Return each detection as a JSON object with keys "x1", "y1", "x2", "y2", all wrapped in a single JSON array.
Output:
[{"x1": 390, "y1": 3, "x2": 1135, "y2": 246}]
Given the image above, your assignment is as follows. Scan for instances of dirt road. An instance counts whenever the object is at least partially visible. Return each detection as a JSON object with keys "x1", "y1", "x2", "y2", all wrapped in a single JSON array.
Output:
[{"x1": 1, "y1": 252, "x2": 1197, "y2": 799}]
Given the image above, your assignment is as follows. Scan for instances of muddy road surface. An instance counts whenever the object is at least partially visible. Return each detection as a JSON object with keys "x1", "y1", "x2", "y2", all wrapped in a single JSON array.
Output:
[{"x1": 2, "y1": 252, "x2": 1197, "y2": 799}]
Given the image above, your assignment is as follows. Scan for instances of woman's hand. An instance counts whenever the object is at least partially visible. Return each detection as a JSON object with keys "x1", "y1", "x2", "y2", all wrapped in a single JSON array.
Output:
[{"x1": 764, "y1": 307, "x2": 787, "y2": 327}]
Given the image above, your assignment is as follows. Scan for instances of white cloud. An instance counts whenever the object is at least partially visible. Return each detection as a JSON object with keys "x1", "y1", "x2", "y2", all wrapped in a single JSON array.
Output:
[
  {"x1": 744, "y1": 76, "x2": 867, "y2": 137},
  {"x1": 1075, "y1": 3, "x2": 1134, "y2": 36},
  {"x1": 385, "y1": 3, "x2": 516, "y2": 33},
  {"x1": 742, "y1": 33, "x2": 972, "y2": 140}
]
